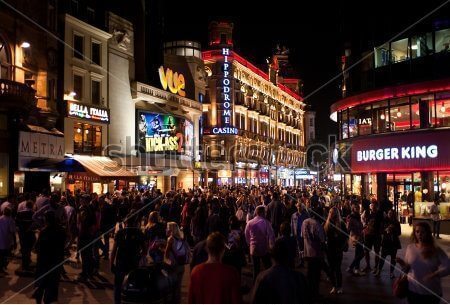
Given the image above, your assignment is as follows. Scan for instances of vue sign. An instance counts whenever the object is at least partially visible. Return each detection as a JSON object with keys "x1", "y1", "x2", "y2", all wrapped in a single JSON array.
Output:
[{"x1": 158, "y1": 66, "x2": 186, "y2": 97}]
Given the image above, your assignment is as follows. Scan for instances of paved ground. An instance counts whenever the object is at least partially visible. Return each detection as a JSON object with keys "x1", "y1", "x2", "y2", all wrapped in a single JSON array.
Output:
[{"x1": 0, "y1": 224, "x2": 449, "y2": 303}]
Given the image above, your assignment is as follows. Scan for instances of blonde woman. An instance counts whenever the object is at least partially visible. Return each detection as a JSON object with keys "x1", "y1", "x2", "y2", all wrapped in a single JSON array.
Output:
[{"x1": 164, "y1": 222, "x2": 190, "y2": 303}]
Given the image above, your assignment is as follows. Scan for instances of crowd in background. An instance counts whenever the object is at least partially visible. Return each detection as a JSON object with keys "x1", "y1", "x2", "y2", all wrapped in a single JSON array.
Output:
[{"x1": 0, "y1": 185, "x2": 449, "y2": 304}]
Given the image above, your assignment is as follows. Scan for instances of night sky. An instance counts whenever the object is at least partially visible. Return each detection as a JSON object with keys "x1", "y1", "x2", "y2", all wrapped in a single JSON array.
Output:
[{"x1": 159, "y1": 0, "x2": 449, "y2": 142}]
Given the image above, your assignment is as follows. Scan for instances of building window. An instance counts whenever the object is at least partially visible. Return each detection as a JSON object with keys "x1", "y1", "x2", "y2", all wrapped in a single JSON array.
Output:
[
  {"x1": 70, "y1": 0, "x2": 79, "y2": 15},
  {"x1": 391, "y1": 39, "x2": 409, "y2": 63},
  {"x1": 309, "y1": 117, "x2": 313, "y2": 127},
  {"x1": 91, "y1": 42, "x2": 101, "y2": 65},
  {"x1": 435, "y1": 28, "x2": 450, "y2": 52},
  {"x1": 91, "y1": 80, "x2": 101, "y2": 105},
  {"x1": 411, "y1": 33, "x2": 433, "y2": 58},
  {"x1": 374, "y1": 43, "x2": 390, "y2": 67},
  {"x1": 87, "y1": 7, "x2": 95, "y2": 24},
  {"x1": 435, "y1": 91, "x2": 450, "y2": 127},
  {"x1": 371, "y1": 100, "x2": 389, "y2": 134},
  {"x1": 389, "y1": 97, "x2": 411, "y2": 131},
  {"x1": 73, "y1": 74, "x2": 83, "y2": 100},
  {"x1": 48, "y1": 0, "x2": 57, "y2": 31},
  {"x1": 74, "y1": 123, "x2": 102, "y2": 155},
  {"x1": 0, "y1": 38, "x2": 11, "y2": 80},
  {"x1": 74, "y1": 34, "x2": 84, "y2": 59}
]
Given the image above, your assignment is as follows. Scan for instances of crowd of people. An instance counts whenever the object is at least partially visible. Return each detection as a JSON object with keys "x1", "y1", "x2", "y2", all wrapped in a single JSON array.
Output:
[{"x1": 0, "y1": 185, "x2": 449, "y2": 304}]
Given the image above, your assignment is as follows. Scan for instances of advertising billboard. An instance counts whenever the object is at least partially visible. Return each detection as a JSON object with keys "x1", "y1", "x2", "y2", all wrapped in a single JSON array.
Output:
[
  {"x1": 137, "y1": 111, "x2": 193, "y2": 157},
  {"x1": 350, "y1": 129, "x2": 450, "y2": 173}
]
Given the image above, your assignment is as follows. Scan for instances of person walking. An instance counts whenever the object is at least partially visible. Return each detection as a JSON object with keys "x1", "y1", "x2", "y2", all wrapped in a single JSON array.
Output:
[
  {"x1": 290, "y1": 202, "x2": 309, "y2": 267},
  {"x1": 324, "y1": 207, "x2": 348, "y2": 294},
  {"x1": 245, "y1": 205, "x2": 275, "y2": 281},
  {"x1": 164, "y1": 222, "x2": 190, "y2": 304},
  {"x1": 375, "y1": 209, "x2": 401, "y2": 278},
  {"x1": 145, "y1": 211, "x2": 166, "y2": 264},
  {"x1": 361, "y1": 202, "x2": 384, "y2": 273},
  {"x1": 0, "y1": 207, "x2": 16, "y2": 274},
  {"x1": 429, "y1": 200, "x2": 441, "y2": 239},
  {"x1": 15, "y1": 200, "x2": 35, "y2": 272},
  {"x1": 346, "y1": 204, "x2": 365, "y2": 275},
  {"x1": 396, "y1": 222, "x2": 450, "y2": 304},
  {"x1": 33, "y1": 211, "x2": 66, "y2": 304},
  {"x1": 251, "y1": 238, "x2": 310, "y2": 304},
  {"x1": 110, "y1": 211, "x2": 146, "y2": 304},
  {"x1": 188, "y1": 232, "x2": 241, "y2": 304},
  {"x1": 302, "y1": 207, "x2": 326, "y2": 299},
  {"x1": 266, "y1": 192, "x2": 285, "y2": 237},
  {"x1": 77, "y1": 194, "x2": 97, "y2": 281}
]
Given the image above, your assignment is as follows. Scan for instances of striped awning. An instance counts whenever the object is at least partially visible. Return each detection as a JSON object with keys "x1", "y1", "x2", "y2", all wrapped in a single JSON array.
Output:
[{"x1": 72, "y1": 155, "x2": 136, "y2": 178}]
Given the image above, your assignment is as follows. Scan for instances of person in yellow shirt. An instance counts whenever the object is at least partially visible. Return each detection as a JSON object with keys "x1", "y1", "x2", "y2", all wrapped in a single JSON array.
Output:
[{"x1": 414, "y1": 187, "x2": 422, "y2": 203}]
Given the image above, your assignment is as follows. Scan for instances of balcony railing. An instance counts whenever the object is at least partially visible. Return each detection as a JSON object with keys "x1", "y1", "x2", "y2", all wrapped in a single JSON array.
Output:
[
  {"x1": 131, "y1": 81, "x2": 202, "y2": 112},
  {"x1": 0, "y1": 79, "x2": 36, "y2": 110}
]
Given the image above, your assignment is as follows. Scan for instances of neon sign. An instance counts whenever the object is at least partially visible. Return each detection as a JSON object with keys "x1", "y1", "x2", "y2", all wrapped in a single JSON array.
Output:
[
  {"x1": 67, "y1": 101, "x2": 109, "y2": 123},
  {"x1": 158, "y1": 66, "x2": 186, "y2": 97},
  {"x1": 212, "y1": 48, "x2": 236, "y2": 135},
  {"x1": 356, "y1": 145, "x2": 438, "y2": 162}
]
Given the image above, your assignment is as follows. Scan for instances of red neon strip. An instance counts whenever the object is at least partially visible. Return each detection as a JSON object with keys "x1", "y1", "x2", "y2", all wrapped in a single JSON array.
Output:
[
  {"x1": 202, "y1": 50, "x2": 302, "y2": 101},
  {"x1": 330, "y1": 78, "x2": 450, "y2": 113}
]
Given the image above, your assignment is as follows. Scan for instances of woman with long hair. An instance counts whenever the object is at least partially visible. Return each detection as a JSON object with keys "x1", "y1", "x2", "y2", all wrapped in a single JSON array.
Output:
[
  {"x1": 325, "y1": 207, "x2": 348, "y2": 294},
  {"x1": 396, "y1": 222, "x2": 449, "y2": 304},
  {"x1": 164, "y1": 222, "x2": 189, "y2": 303}
]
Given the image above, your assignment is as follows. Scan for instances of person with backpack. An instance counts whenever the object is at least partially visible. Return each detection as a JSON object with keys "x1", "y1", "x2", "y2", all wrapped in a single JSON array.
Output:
[
  {"x1": 164, "y1": 221, "x2": 190, "y2": 303},
  {"x1": 110, "y1": 210, "x2": 146, "y2": 304},
  {"x1": 222, "y1": 215, "x2": 247, "y2": 276},
  {"x1": 77, "y1": 195, "x2": 97, "y2": 281},
  {"x1": 374, "y1": 209, "x2": 401, "y2": 278}
]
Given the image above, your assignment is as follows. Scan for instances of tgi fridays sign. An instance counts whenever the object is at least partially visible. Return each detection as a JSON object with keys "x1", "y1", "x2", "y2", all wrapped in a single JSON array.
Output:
[
  {"x1": 19, "y1": 131, "x2": 64, "y2": 159},
  {"x1": 67, "y1": 101, "x2": 110, "y2": 123}
]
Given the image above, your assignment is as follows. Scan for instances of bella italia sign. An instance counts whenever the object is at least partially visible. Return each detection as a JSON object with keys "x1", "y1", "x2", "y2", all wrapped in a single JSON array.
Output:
[{"x1": 67, "y1": 101, "x2": 110, "y2": 123}]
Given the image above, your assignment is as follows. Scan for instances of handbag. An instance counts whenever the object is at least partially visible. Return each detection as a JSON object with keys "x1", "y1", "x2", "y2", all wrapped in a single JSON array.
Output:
[{"x1": 392, "y1": 274, "x2": 408, "y2": 298}]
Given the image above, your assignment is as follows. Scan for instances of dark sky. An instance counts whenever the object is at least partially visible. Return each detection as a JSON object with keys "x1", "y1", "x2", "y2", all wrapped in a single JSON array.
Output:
[{"x1": 159, "y1": 0, "x2": 449, "y2": 142}]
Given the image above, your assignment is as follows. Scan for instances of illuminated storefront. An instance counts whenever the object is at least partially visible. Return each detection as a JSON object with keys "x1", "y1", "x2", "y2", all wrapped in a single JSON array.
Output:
[{"x1": 331, "y1": 78, "x2": 450, "y2": 230}]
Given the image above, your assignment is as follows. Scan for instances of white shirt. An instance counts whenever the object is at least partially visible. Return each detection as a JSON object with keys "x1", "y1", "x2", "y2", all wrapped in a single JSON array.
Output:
[{"x1": 405, "y1": 243, "x2": 450, "y2": 296}]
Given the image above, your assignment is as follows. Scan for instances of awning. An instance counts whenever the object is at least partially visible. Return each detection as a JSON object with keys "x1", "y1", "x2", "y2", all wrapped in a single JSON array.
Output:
[{"x1": 72, "y1": 155, "x2": 136, "y2": 178}]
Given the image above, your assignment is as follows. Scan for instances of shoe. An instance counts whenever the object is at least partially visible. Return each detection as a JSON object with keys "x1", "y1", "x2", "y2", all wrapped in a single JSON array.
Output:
[
  {"x1": 362, "y1": 267, "x2": 371, "y2": 273},
  {"x1": 337, "y1": 288, "x2": 343, "y2": 294},
  {"x1": 390, "y1": 273, "x2": 395, "y2": 279},
  {"x1": 374, "y1": 270, "x2": 380, "y2": 277},
  {"x1": 329, "y1": 287, "x2": 336, "y2": 294},
  {"x1": 346, "y1": 267, "x2": 353, "y2": 273},
  {"x1": 353, "y1": 269, "x2": 366, "y2": 276},
  {"x1": 436, "y1": 236, "x2": 442, "y2": 239}
]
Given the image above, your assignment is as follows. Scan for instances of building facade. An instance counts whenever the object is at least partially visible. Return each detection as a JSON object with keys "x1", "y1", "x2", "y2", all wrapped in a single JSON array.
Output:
[
  {"x1": 1, "y1": 0, "x2": 63, "y2": 197},
  {"x1": 331, "y1": 22, "x2": 450, "y2": 226},
  {"x1": 201, "y1": 22, "x2": 306, "y2": 187}
]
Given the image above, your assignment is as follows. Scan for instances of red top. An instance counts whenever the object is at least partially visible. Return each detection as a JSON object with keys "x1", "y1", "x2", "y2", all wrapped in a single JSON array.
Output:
[{"x1": 188, "y1": 262, "x2": 241, "y2": 304}]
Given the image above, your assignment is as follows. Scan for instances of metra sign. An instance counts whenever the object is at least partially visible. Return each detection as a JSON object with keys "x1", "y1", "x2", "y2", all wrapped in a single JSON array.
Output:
[
  {"x1": 158, "y1": 66, "x2": 186, "y2": 97},
  {"x1": 67, "y1": 101, "x2": 110, "y2": 123}
]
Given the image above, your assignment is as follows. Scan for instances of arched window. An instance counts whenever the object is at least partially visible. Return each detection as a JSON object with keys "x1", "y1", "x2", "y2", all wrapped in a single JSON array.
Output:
[{"x1": 0, "y1": 36, "x2": 11, "y2": 80}]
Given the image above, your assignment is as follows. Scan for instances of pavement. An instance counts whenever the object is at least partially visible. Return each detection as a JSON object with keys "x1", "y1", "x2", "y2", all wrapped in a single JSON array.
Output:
[{"x1": 0, "y1": 224, "x2": 449, "y2": 304}]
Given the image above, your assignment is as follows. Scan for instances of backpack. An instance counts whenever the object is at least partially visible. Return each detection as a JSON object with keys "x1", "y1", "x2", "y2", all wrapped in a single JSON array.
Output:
[{"x1": 172, "y1": 239, "x2": 191, "y2": 265}]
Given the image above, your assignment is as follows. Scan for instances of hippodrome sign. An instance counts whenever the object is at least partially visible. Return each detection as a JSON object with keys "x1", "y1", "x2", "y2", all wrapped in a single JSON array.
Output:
[
  {"x1": 212, "y1": 48, "x2": 238, "y2": 135},
  {"x1": 158, "y1": 66, "x2": 186, "y2": 97}
]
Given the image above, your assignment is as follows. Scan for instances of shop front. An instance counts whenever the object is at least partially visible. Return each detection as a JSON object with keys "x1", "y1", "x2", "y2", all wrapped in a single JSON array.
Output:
[
  {"x1": 259, "y1": 166, "x2": 269, "y2": 185},
  {"x1": 16, "y1": 128, "x2": 65, "y2": 194},
  {"x1": 346, "y1": 128, "x2": 450, "y2": 231},
  {"x1": 64, "y1": 101, "x2": 110, "y2": 156}
]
